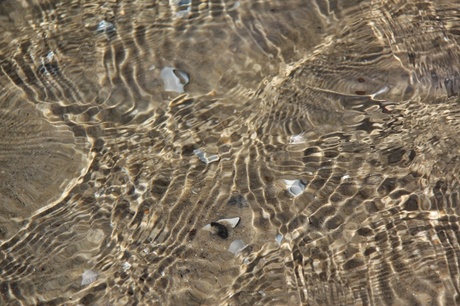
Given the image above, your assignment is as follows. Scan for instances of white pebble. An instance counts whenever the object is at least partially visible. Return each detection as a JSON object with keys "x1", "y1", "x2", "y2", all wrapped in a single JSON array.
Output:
[{"x1": 284, "y1": 179, "x2": 306, "y2": 197}]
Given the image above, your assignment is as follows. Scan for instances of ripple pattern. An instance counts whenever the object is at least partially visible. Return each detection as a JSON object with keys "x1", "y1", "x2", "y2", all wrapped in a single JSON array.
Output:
[{"x1": 0, "y1": 0, "x2": 460, "y2": 305}]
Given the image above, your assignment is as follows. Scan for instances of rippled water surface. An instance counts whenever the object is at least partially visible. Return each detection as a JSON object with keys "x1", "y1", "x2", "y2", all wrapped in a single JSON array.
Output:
[{"x1": 1, "y1": 0, "x2": 460, "y2": 305}]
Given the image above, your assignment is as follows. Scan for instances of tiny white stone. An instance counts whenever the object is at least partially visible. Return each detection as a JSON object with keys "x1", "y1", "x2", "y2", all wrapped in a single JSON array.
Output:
[{"x1": 81, "y1": 269, "x2": 98, "y2": 286}]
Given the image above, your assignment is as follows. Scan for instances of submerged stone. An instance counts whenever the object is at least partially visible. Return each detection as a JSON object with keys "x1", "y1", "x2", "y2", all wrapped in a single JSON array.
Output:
[
  {"x1": 161, "y1": 67, "x2": 189, "y2": 93},
  {"x1": 284, "y1": 179, "x2": 306, "y2": 197},
  {"x1": 203, "y1": 217, "x2": 240, "y2": 239},
  {"x1": 210, "y1": 222, "x2": 228, "y2": 239},
  {"x1": 96, "y1": 20, "x2": 116, "y2": 34}
]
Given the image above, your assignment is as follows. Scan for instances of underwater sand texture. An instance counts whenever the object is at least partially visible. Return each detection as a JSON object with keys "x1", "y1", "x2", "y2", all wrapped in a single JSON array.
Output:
[{"x1": 1, "y1": 0, "x2": 460, "y2": 305}]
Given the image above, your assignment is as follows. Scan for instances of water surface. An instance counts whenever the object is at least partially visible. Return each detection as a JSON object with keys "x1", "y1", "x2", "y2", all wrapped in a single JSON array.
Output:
[{"x1": 1, "y1": 0, "x2": 460, "y2": 305}]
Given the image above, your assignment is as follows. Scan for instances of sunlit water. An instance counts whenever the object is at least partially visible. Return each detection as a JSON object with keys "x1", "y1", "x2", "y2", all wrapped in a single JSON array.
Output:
[{"x1": 1, "y1": 0, "x2": 460, "y2": 305}]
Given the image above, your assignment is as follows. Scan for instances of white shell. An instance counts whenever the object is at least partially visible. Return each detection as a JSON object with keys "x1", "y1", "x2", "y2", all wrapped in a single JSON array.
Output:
[
  {"x1": 228, "y1": 239, "x2": 246, "y2": 255},
  {"x1": 81, "y1": 269, "x2": 98, "y2": 286},
  {"x1": 217, "y1": 217, "x2": 240, "y2": 228}
]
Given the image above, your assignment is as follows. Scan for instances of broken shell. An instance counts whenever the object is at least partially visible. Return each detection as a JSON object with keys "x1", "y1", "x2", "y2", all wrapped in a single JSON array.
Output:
[
  {"x1": 228, "y1": 239, "x2": 246, "y2": 255},
  {"x1": 216, "y1": 217, "x2": 240, "y2": 228},
  {"x1": 81, "y1": 269, "x2": 98, "y2": 286},
  {"x1": 193, "y1": 149, "x2": 220, "y2": 164}
]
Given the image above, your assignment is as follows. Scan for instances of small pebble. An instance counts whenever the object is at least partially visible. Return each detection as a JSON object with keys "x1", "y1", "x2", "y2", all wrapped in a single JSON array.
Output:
[
  {"x1": 161, "y1": 67, "x2": 189, "y2": 93},
  {"x1": 284, "y1": 179, "x2": 306, "y2": 197},
  {"x1": 210, "y1": 222, "x2": 228, "y2": 239},
  {"x1": 203, "y1": 217, "x2": 239, "y2": 238}
]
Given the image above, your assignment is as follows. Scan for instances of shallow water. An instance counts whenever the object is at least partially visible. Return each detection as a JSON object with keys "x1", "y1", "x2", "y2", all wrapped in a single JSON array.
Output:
[{"x1": 1, "y1": 0, "x2": 460, "y2": 305}]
